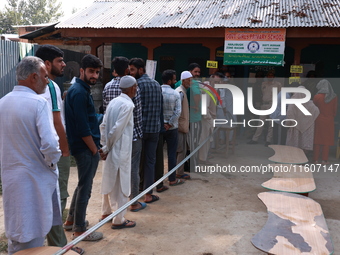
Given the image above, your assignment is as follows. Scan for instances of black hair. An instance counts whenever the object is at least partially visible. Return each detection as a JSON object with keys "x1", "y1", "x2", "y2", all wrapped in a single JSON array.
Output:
[
  {"x1": 255, "y1": 71, "x2": 265, "y2": 78},
  {"x1": 306, "y1": 70, "x2": 317, "y2": 78},
  {"x1": 161, "y1": 69, "x2": 176, "y2": 84},
  {"x1": 212, "y1": 72, "x2": 225, "y2": 79},
  {"x1": 129, "y1": 58, "x2": 146, "y2": 73},
  {"x1": 81, "y1": 54, "x2": 103, "y2": 70},
  {"x1": 267, "y1": 70, "x2": 275, "y2": 76},
  {"x1": 188, "y1": 63, "x2": 201, "y2": 71},
  {"x1": 35, "y1": 44, "x2": 64, "y2": 62},
  {"x1": 112, "y1": 56, "x2": 129, "y2": 76}
]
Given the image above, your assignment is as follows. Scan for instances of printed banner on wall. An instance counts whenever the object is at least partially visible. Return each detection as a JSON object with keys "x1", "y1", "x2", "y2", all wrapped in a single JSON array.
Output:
[{"x1": 223, "y1": 28, "x2": 286, "y2": 66}]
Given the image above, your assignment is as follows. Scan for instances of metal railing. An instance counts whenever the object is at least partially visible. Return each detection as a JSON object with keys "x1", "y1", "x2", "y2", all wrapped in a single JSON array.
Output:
[
  {"x1": 53, "y1": 127, "x2": 219, "y2": 255},
  {"x1": 0, "y1": 40, "x2": 20, "y2": 99}
]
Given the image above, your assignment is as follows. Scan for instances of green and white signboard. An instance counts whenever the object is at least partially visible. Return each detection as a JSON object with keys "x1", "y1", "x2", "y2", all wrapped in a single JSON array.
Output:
[{"x1": 224, "y1": 28, "x2": 286, "y2": 66}]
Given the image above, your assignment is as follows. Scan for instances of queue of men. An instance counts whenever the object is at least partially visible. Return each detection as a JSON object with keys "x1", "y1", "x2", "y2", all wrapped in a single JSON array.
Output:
[
  {"x1": 2, "y1": 44, "x2": 337, "y2": 254},
  {"x1": 1, "y1": 50, "x2": 297, "y2": 254},
  {"x1": 0, "y1": 50, "x2": 204, "y2": 254}
]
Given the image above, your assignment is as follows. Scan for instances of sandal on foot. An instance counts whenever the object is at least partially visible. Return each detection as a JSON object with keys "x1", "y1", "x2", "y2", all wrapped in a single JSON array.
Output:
[
  {"x1": 130, "y1": 202, "x2": 147, "y2": 212},
  {"x1": 156, "y1": 186, "x2": 169, "y2": 193},
  {"x1": 144, "y1": 194, "x2": 160, "y2": 203},
  {"x1": 176, "y1": 174, "x2": 191, "y2": 180},
  {"x1": 71, "y1": 231, "x2": 103, "y2": 241},
  {"x1": 99, "y1": 214, "x2": 110, "y2": 222},
  {"x1": 63, "y1": 220, "x2": 89, "y2": 231},
  {"x1": 169, "y1": 179, "x2": 185, "y2": 186},
  {"x1": 71, "y1": 247, "x2": 85, "y2": 255},
  {"x1": 111, "y1": 219, "x2": 136, "y2": 229}
]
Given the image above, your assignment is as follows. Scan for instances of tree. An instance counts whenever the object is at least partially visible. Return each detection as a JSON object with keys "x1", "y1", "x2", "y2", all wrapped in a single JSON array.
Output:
[
  {"x1": 22, "y1": 0, "x2": 63, "y2": 25},
  {"x1": 0, "y1": 0, "x2": 63, "y2": 34},
  {"x1": 0, "y1": 0, "x2": 24, "y2": 33},
  {"x1": 71, "y1": 7, "x2": 79, "y2": 14},
  {"x1": 0, "y1": 11, "x2": 16, "y2": 34}
]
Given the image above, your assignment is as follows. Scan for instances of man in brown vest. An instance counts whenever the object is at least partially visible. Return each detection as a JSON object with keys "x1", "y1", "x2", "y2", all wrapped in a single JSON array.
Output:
[{"x1": 175, "y1": 71, "x2": 192, "y2": 179}]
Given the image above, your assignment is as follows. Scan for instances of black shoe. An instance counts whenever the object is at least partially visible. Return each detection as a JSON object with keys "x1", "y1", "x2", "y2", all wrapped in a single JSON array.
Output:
[
  {"x1": 264, "y1": 142, "x2": 271, "y2": 147},
  {"x1": 247, "y1": 140, "x2": 258, "y2": 144}
]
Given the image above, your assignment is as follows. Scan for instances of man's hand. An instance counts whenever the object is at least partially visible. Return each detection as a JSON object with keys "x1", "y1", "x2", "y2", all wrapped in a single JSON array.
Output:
[
  {"x1": 91, "y1": 148, "x2": 99, "y2": 156},
  {"x1": 81, "y1": 135, "x2": 99, "y2": 156},
  {"x1": 99, "y1": 148, "x2": 107, "y2": 160},
  {"x1": 61, "y1": 149, "x2": 70, "y2": 157},
  {"x1": 164, "y1": 123, "x2": 172, "y2": 131}
]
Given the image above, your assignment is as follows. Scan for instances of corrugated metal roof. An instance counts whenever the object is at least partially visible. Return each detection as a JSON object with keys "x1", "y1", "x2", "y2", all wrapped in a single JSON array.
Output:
[
  {"x1": 56, "y1": 0, "x2": 340, "y2": 29},
  {"x1": 20, "y1": 23, "x2": 59, "y2": 40}
]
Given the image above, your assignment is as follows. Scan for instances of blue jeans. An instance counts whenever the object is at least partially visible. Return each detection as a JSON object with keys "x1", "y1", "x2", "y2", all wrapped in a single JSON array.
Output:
[
  {"x1": 142, "y1": 133, "x2": 159, "y2": 194},
  {"x1": 130, "y1": 138, "x2": 142, "y2": 205},
  {"x1": 67, "y1": 149, "x2": 99, "y2": 232},
  {"x1": 164, "y1": 128, "x2": 178, "y2": 182}
]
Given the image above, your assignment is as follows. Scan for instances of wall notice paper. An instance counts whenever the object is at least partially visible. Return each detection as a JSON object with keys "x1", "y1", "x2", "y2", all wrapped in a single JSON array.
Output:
[
  {"x1": 146, "y1": 60, "x2": 157, "y2": 80},
  {"x1": 206, "y1": 60, "x2": 218, "y2": 69},
  {"x1": 289, "y1": 76, "x2": 301, "y2": 84},
  {"x1": 224, "y1": 28, "x2": 286, "y2": 66},
  {"x1": 290, "y1": 65, "x2": 303, "y2": 73}
]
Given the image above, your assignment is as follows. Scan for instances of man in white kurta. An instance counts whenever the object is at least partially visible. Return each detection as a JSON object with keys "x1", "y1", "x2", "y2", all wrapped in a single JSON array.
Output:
[
  {"x1": 99, "y1": 75, "x2": 137, "y2": 229},
  {"x1": 0, "y1": 56, "x2": 61, "y2": 254}
]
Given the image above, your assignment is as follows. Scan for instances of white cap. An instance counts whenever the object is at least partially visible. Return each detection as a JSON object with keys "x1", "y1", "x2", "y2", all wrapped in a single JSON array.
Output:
[
  {"x1": 119, "y1": 75, "x2": 137, "y2": 88},
  {"x1": 180, "y1": 71, "x2": 193, "y2": 80}
]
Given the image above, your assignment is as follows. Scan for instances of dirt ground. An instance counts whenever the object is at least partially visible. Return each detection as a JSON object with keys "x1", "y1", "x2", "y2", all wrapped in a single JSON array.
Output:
[{"x1": 1, "y1": 136, "x2": 340, "y2": 255}]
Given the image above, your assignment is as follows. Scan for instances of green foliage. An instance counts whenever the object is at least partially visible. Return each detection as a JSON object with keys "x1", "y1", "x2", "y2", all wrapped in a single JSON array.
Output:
[
  {"x1": 0, "y1": 12, "x2": 13, "y2": 34},
  {"x1": 0, "y1": 0, "x2": 64, "y2": 34},
  {"x1": 22, "y1": 0, "x2": 63, "y2": 25},
  {"x1": 0, "y1": 233, "x2": 8, "y2": 253},
  {"x1": 70, "y1": 156, "x2": 77, "y2": 167},
  {"x1": 0, "y1": 0, "x2": 21, "y2": 33},
  {"x1": 63, "y1": 208, "x2": 69, "y2": 222},
  {"x1": 71, "y1": 7, "x2": 78, "y2": 14}
]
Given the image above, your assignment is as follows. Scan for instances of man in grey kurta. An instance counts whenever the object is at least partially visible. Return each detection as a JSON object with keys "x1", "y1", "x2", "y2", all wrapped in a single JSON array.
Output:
[{"x1": 0, "y1": 56, "x2": 61, "y2": 254}]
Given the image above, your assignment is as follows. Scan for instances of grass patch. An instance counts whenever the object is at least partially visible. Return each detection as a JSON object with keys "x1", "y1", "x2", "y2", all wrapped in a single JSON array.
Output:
[
  {"x1": 70, "y1": 156, "x2": 77, "y2": 167},
  {"x1": 0, "y1": 233, "x2": 8, "y2": 253},
  {"x1": 63, "y1": 208, "x2": 69, "y2": 222}
]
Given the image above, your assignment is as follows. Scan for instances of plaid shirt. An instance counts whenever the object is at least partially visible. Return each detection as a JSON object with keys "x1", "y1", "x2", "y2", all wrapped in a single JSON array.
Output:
[
  {"x1": 137, "y1": 74, "x2": 162, "y2": 133},
  {"x1": 102, "y1": 77, "x2": 143, "y2": 139},
  {"x1": 161, "y1": 85, "x2": 181, "y2": 129}
]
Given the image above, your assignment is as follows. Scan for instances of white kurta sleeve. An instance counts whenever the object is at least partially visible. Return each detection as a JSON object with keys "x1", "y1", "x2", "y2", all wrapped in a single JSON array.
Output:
[
  {"x1": 100, "y1": 114, "x2": 108, "y2": 149},
  {"x1": 104, "y1": 104, "x2": 134, "y2": 154},
  {"x1": 37, "y1": 100, "x2": 61, "y2": 170}
]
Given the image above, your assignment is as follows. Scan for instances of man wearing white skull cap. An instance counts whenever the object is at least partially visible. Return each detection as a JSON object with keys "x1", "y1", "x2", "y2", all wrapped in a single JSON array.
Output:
[{"x1": 99, "y1": 75, "x2": 138, "y2": 229}]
